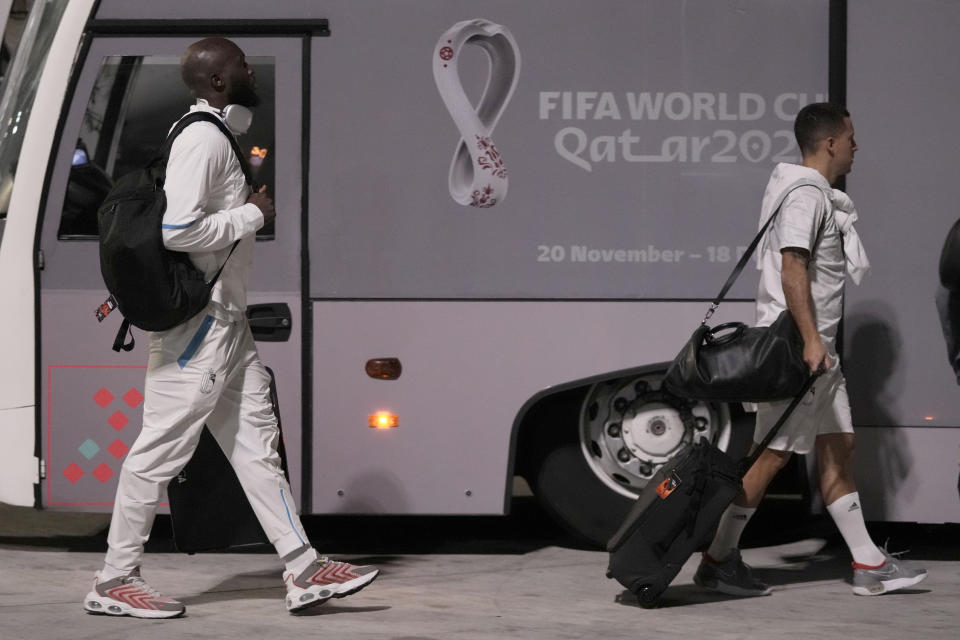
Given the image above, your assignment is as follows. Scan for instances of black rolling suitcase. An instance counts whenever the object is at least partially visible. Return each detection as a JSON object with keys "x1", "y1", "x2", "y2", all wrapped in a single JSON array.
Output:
[
  {"x1": 606, "y1": 372, "x2": 820, "y2": 607},
  {"x1": 166, "y1": 366, "x2": 291, "y2": 553}
]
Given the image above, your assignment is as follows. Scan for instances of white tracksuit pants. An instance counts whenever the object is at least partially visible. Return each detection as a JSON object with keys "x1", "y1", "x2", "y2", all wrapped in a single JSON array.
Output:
[{"x1": 104, "y1": 311, "x2": 309, "y2": 572}]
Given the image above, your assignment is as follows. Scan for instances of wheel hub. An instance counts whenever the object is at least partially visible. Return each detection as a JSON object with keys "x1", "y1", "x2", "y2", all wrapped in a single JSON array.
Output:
[
  {"x1": 621, "y1": 400, "x2": 688, "y2": 458},
  {"x1": 579, "y1": 374, "x2": 731, "y2": 499}
]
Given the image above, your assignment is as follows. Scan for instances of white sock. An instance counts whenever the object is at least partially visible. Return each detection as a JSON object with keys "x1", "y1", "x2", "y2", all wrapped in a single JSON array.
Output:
[
  {"x1": 283, "y1": 545, "x2": 319, "y2": 576},
  {"x1": 707, "y1": 504, "x2": 756, "y2": 562},
  {"x1": 825, "y1": 492, "x2": 885, "y2": 566},
  {"x1": 98, "y1": 562, "x2": 130, "y2": 581}
]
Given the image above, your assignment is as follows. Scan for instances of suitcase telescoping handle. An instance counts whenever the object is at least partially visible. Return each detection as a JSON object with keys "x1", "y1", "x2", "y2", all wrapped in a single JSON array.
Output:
[{"x1": 737, "y1": 365, "x2": 826, "y2": 477}]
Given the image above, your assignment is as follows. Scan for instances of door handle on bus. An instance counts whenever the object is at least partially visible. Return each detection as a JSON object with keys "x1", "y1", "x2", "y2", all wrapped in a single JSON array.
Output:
[{"x1": 246, "y1": 302, "x2": 292, "y2": 342}]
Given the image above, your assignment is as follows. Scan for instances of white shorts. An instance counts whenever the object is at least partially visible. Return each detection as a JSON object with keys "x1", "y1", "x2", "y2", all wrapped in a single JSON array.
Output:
[{"x1": 753, "y1": 362, "x2": 853, "y2": 454}]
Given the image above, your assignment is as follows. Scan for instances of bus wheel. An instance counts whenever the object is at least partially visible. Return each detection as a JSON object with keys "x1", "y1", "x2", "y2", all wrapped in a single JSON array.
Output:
[{"x1": 520, "y1": 374, "x2": 736, "y2": 548}]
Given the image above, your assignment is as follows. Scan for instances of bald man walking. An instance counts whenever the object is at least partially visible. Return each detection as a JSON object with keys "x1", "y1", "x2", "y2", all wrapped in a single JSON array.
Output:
[{"x1": 84, "y1": 38, "x2": 378, "y2": 619}]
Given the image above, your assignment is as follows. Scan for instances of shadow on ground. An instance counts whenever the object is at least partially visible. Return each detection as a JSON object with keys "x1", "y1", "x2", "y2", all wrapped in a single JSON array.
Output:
[
  {"x1": 177, "y1": 560, "x2": 394, "y2": 615},
  {"x1": 0, "y1": 497, "x2": 572, "y2": 555},
  {"x1": 2, "y1": 497, "x2": 958, "y2": 562}
]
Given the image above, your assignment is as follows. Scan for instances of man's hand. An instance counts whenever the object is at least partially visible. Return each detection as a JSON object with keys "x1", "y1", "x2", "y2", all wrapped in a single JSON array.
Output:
[
  {"x1": 246, "y1": 185, "x2": 276, "y2": 225},
  {"x1": 802, "y1": 337, "x2": 830, "y2": 374},
  {"x1": 781, "y1": 247, "x2": 829, "y2": 373}
]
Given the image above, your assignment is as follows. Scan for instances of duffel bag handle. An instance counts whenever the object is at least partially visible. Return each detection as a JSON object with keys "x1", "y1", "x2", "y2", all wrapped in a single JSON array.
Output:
[
  {"x1": 737, "y1": 364, "x2": 827, "y2": 476},
  {"x1": 704, "y1": 322, "x2": 746, "y2": 346}
]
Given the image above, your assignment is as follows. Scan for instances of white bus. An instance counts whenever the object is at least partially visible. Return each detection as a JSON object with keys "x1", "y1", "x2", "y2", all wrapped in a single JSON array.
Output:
[{"x1": 1, "y1": 0, "x2": 957, "y2": 546}]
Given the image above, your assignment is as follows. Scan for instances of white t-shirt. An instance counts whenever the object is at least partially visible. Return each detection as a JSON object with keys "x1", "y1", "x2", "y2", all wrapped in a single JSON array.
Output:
[
  {"x1": 755, "y1": 163, "x2": 845, "y2": 353},
  {"x1": 160, "y1": 100, "x2": 264, "y2": 321}
]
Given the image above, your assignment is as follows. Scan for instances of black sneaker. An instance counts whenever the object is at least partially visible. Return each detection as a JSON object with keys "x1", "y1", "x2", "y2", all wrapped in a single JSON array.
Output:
[{"x1": 693, "y1": 550, "x2": 772, "y2": 597}]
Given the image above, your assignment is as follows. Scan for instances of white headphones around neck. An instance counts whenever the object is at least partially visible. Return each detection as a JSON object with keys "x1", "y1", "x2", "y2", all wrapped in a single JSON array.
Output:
[{"x1": 221, "y1": 104, "x2": 253, "y2": 135}]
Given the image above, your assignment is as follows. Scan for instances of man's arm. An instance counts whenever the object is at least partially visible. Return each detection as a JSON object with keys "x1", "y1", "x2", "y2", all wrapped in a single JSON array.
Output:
[
  {"x1": 161, "y1": 124, "x2": 264, "y2": 252},
  {"x1": 781, "y1": 247, "x2": 829, "y2": 372}
]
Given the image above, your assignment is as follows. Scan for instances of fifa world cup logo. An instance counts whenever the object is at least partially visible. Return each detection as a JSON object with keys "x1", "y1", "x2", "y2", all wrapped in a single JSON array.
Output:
[{"x1": 433, "y1": 19, "x2": 521, "y2": 208}]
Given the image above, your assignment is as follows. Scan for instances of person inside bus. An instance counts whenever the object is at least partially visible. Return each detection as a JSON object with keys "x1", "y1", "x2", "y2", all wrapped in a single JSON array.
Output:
[
  {"x1": 935, "y1": 247, "x2": 960, "y2": 501},
  {"x1": 57, "y1": 139, "x2": 114, "y2": 239},
  {"x1": 693, "y1": 103, "x2": 927, "y2": 597},
  {"x1": 83, "y1": 37, "x2": 378, "y2": 619}
]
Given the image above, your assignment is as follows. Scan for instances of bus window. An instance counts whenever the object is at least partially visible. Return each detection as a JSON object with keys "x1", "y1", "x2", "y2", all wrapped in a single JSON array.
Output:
[{"x1": 56, "y1": 54, "x2": 276, "y2": 240}]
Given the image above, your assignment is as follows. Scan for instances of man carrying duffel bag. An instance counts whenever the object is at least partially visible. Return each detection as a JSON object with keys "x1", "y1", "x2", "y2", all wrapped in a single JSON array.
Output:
[{"x1": 695, "y1": 103, "x2": 926, "y2": 598}]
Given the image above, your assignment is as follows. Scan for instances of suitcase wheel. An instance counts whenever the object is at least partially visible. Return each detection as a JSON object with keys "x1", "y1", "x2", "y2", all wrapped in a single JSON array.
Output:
[{"x1": 636, "y1": 584, "x2": 660, "y2": 609}]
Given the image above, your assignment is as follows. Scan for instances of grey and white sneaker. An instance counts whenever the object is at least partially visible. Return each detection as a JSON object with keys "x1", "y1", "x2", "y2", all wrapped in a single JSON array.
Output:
[
  {"x1": 852, "y1": 549, "x2": 927, "y2": 596},
  {"x1": 83, "y1": 568, "x2": 185, "y2": 618},
  {"x1": 283, "y1": 557, "x2": 379, "y2": 613},
  {"x1": 694, "y1": 550, "x2": 772, "y2": 597}
]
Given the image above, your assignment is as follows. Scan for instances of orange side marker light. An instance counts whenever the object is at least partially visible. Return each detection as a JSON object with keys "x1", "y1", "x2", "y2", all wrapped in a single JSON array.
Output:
[{"x1": 369, "y1": 412, "x2": 399, "y2": 429}]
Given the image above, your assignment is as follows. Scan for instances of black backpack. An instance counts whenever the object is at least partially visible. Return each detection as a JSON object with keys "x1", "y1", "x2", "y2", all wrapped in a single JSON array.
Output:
[{"x1": 97, "y1": 111, "x2": 251, "y2": 352}]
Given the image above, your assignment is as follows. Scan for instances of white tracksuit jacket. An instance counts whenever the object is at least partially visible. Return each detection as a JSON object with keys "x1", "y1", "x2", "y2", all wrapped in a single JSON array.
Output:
[{"x1": 104, "y1": 100, "x2": 309, "y2": 573}]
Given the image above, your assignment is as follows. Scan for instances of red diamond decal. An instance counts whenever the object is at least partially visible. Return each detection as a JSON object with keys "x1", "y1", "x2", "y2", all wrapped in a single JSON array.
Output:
[
  {"x1": 123, "y1": 388, "x2": 143, "y2": 408},
  {"x1": 107, "y1": 439, "x2": 129, "y2": 460},
  {"x1": 93, "y1": 463, "x2": 114, "y2": 483},
  {"x1": 93, "y1": 388, "x2": 114, "y2": 408},
  {"x1": 108, "y1": 411, "x2": 129, "y2": 431},
  {"x1": 63, "y1": 463, "x2": 84, "y2": 483}
]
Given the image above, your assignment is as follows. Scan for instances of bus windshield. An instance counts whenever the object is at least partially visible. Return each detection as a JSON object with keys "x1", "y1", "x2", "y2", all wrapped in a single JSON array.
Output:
[{"x1": 0, "y1": 0, "x2": 68, "y2": 219}]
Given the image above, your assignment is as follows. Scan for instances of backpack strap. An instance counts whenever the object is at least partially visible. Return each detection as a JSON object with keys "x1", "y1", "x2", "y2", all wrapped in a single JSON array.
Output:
[
  {"x1": 207, "y1": 240, "x2": 239, "y2": 288},
  {"x1": 112, "y1": 318, "x2": 135, "y2": 353},
  {"x1": 159, "y1": 110, "x2": 254, "y2": 185},
  {"x1": 160, "y1": 111, "x2": 250, "y2": 284}
]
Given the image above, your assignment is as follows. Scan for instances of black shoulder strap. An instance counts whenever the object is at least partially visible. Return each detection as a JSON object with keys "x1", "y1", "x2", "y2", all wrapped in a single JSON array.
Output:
[
  {"x1": 160, "y1": 111, "x2": 253, "y2": 186},
  {"x1": 112, "y1": 318, "x2": 135, "y2": 353},
  {"x1": 207, "y1": 241, "x2": 239, "y2": 288},
  {"x1": 701, "y1": 179, "x2": 826, "y2": 324},
  {"x1": 161, "y1": 110, "x2": 248, "y2": 285}
]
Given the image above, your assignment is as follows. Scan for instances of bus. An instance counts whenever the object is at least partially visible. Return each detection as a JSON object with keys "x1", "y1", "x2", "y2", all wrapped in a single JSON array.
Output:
[{"x1": 1, "y1": 0, "x2": 957, "y2": 547}]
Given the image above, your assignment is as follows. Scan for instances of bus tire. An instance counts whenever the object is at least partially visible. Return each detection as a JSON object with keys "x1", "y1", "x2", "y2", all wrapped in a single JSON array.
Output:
[
  {"x1": 519, "y1": 387, "x2": 632, "y2": 548},
  {"x1": 518, "y1": 376, "x2": 743, "y2": 549}
]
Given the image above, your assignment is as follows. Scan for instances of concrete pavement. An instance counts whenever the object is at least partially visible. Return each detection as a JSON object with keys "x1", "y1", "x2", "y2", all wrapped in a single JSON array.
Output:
[{"x1": 0, "y1": 502, "x2": 957, "y2": 640}]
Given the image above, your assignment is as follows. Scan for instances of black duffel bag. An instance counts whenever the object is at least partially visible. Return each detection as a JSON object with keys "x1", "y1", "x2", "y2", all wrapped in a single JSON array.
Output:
[
  {"x1": 663, "y1": 180, "x2": 824, "y2": 403},
  {"x1": 663, "y1": 309, "x2": 807, "y2": 402}
]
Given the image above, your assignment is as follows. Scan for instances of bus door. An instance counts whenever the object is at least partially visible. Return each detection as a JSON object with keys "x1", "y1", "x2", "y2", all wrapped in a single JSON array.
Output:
[{"x1": 38, "y1": 33, "x2": 306, "y2": 511}]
